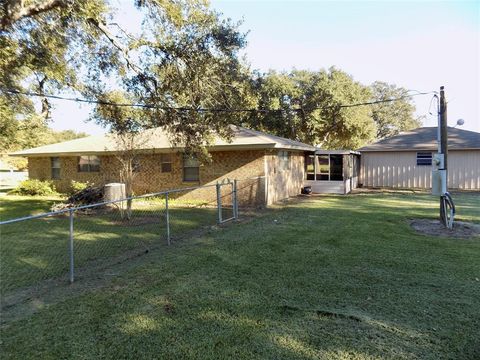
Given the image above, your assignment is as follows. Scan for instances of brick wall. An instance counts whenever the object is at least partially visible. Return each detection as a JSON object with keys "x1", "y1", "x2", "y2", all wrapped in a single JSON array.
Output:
[
  {"x1": 28, "y1": 149, "x2": 306, "y2": 205},
  {"x1": 28, "y1": 150, "x2": 267, "y2": 205}
]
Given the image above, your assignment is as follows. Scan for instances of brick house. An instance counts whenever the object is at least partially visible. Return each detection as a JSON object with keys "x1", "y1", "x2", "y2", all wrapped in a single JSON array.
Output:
[{"x1": 11, "y1": 126, "x2": 315, "y2": 205}]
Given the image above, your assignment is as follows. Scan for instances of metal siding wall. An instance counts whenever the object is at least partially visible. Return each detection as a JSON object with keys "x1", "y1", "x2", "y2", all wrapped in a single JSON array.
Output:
[
  {"x1": 360, "y1": 150, "x2": 480, "y2": 189},
  {"x1": 449, "y1": 151, "x2": 480, "y2": 190}
]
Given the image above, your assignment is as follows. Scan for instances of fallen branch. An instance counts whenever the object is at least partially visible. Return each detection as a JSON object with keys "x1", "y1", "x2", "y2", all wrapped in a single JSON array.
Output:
[{"x1": 51, "y1": 186, "x2": 104, "y2": 212}]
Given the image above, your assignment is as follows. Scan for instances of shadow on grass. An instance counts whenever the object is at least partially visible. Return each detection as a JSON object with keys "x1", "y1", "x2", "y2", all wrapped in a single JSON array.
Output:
[{"x1": 1, "y1": 193, "x2": 479, "y2": 359}]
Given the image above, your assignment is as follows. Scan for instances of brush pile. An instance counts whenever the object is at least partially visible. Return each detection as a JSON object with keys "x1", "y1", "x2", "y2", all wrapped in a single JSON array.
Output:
[{"x1": 51, "y1": 186, "x2": 104, "y2": 212}]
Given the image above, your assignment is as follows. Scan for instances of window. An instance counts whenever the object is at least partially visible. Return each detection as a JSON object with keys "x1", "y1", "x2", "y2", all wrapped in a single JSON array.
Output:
[
  {"x1": 278, "y1": 151, "x2": 290, "y2": 171},
  {"x1": 183, "y1": 155, "x2": 199, "y2": 182},
  {"x1": 161, "y1": 154, "x2": 172, "y2": 173},
  {"x1": 132, "y1": 158, "x2": 141, "y2": 173},
  {"x1": 416, "y1": 152, "x2": 432, "y2": 166},
  {"x1": 310, "y1": 154, "x2": 344, "y2": 181},
  {"x1": 78, "y1": 155, "x2": 100, "y2": 172},
  {"x1": 317, "y1": 154, "x2": 329, "y2": 180},
  {"x1": 329, "y1": 155, "x2": 343, "y2": 180},
  {"x1": 51, "y1": 157, "x2": 60, "y2": 180},
  {"x1": 305, "y1": 154, "x2": 315, "y2": 180}
]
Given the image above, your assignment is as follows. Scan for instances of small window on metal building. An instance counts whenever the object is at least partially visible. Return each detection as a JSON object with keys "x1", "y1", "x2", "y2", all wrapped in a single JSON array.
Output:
[
  {"x1": 161, "y1": 154, "x2": 172, "y2": 173},
  {"x1": 416, "y1": 152, "x2": 432, "y2": 166},
  {"x1": 51, "y1": 157, "x2": 60, "y2": 179}
]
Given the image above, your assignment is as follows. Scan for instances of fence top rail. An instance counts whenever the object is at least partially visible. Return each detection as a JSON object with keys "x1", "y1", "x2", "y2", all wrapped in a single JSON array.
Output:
[{"x1": 0, "y1": 182, "x2": 228, "y2": 225}]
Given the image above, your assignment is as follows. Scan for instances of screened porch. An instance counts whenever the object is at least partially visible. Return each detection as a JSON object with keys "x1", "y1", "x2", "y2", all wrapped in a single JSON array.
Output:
[{"x1": 304, "y1": 150, "x2": 360, "y2": 194}]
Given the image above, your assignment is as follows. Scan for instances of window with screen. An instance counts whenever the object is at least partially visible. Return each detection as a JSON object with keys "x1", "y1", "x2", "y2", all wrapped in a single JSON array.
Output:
[
  {"x1": 329, "y1": 155, "x2": 343, "y2": 180},
  {"x1": 305, "y1": 154, "x2": 315, "y2": 180},
  {"x1": 317, "y1": 154, "x2": 329, "y2": 180},
  {"x1": 161, "y1": 154, "x2": 172, "y2": 173},
  {"x1": 311, "y1": 154, "x2": 344, "y2": 181},
  {"x1": 183, "y1": 155, "x2": 199, "y2": 182},
  {"x1": 51, "y1": 157, "x2": 60, "y2": 179},
  {"x1": 77, "y1": 156, "x2": 100, "y2": 172},
  {"x1": 416, "y1": 152, "x2": 432, "y2": 166}
]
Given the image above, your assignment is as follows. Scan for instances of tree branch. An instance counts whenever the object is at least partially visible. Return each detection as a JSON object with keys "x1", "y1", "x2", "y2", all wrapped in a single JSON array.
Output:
[
  {"x1": 87, "y1": 17, "x2": 143, "y2": 75},
  {"x1": 87, "y1": 17, "x2": 160, "y2": 98},
  {"x1": 1, "y1": 0, "x2": 70, "y2": 30}
]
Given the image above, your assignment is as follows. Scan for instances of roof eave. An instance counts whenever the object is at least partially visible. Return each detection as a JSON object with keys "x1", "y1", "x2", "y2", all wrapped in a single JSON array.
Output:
[
  {"x1": 359, "y1": 147, "x2": 480, "y2": 152},
  {"x1": 10, "y1": 143, "x2": 281, "y2": 157}
]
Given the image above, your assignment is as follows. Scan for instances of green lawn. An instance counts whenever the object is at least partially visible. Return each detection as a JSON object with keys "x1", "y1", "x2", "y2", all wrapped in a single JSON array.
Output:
[
  {"x1": 1, "y1": 192, "x2": 479, "y2": 359},
  {"x1": 0, "y1": 195, "x2": 219, "y2": 292}
]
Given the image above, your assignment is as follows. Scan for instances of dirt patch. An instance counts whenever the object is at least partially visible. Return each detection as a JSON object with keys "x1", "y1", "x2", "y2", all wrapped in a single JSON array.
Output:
[{"x1": 410, "y1": 219, "x2": 480, "y2": 239}]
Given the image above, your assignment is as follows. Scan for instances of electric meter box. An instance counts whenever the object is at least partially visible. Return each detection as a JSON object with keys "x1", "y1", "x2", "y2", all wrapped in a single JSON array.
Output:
[
  {"x1": 432, "y1": 169, "x2": 446, "y2": 196},
  {"x1": 432, "y1": 153, "x2": 444, "y2": 171}
]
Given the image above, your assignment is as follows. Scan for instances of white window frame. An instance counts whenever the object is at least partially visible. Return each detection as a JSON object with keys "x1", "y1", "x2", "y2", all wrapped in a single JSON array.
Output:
[
  {"x1": 183, "y1": 155, "x2": 200, "y2": 182},
  {"x1": 78, "y1": 155, "x2": 100, "y2": 172},
  {"x1": 161, "y1": 154, "x2": 172, "y2": 173},
  {"x1": 51, "y1": 157, "x2": 61, "y2": 180}
]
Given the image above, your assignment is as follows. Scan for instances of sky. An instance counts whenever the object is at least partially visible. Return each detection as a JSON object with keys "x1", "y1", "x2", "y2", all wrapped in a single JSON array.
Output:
[{"x1": 50, "y1": 0, "x2": 480, "y2": 135}]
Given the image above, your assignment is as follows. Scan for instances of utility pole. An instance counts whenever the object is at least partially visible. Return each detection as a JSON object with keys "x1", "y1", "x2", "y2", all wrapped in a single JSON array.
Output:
[
  {"x1": 438, "y1": 86, "x2": 449, "y2": 227},
  {"x1": 433, "y1": 86, "x2": 457, "y2": 229},
  {"x1": 439, "y1": 86, "x2": 448, "y2": 175}
]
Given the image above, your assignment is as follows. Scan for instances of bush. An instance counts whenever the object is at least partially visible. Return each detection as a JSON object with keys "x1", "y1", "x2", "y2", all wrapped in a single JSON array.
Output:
[
  {"x1": 8, "y1": 179, "x2": 58, "y2": 196},
  {"x1": 68, "y1": 180, "x2": 92, "y2": 196}
]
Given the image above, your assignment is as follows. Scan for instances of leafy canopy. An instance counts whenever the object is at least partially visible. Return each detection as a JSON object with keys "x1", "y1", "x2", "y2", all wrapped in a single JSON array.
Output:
[
  {"x1": 1, "y1": 1, "x2": 421, "y2": 154},
  {"x1": 1, "y1": 0, "x2": 255, "y2": 157},
  {"x1": 370, "y1": 81, "x2": 422, "y2": 139},
  {"x1": 247, "y1": 68, "x2": 376, "y2": 149}
]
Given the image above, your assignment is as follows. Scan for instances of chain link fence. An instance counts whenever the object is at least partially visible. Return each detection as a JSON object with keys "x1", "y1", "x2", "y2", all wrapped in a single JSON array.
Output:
[{"x1": 1, "y1": 180, "x2": 260, "y2": 303}]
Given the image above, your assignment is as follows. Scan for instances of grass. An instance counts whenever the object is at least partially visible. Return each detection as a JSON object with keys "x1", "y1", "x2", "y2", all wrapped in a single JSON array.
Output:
[
  {"x1": 1, "y1": 192, "x2": 479, "y2": 359},
  {"x1": 0, "y1": 194, "x2": 219, "y2": 292}
]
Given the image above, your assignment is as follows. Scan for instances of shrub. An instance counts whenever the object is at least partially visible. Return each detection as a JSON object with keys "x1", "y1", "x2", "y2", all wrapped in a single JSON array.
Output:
[
  {"x1": 8, "y1": 179, "x2": 58, "y2": 196},
  {"x1": 68, "y1": 180, "x2": 92, "y2": 196}
]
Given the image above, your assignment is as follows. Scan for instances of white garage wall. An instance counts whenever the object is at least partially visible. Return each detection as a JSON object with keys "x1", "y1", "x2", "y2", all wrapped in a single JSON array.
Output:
[
  {"x1": 449, "y1": 151, "x2": 480, "y2": 189},
  {"x1": 360, "y1": 150, "x2": 480, "y2": 190}
]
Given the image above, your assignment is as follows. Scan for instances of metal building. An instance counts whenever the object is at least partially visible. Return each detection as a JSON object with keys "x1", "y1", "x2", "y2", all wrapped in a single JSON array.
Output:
[{"x1": 359, "y1": 127, "x2": 480, "y2": 190}]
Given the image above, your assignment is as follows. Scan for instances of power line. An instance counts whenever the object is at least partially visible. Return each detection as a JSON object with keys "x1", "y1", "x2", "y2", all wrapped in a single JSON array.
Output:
[
  {"x1": 336, "y1": 92, "x2": 434, "y2": 109},
  {"x1": 1, "y1": 88, "x2": 435, "y2": 113}
]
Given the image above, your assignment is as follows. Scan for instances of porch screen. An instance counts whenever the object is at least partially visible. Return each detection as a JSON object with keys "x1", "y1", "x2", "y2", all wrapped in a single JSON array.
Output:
[
  {"x1": 305, "y1": 154, "x2": 344, "y2": 181},
  {"x1": 317, "y1": 155, "x2": 329, "y2": 180},
  {"x1": 306, "y1": 155, "x2": 315, "y2": 180},
  {"x1": 329, "y1": 155, "x2": 343, "y2": 180}
]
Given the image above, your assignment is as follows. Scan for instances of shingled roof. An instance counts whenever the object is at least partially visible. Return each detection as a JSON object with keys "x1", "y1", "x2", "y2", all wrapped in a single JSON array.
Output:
[
  {"x1": 11, "y1": 125, "x2": 315, "y2": 157},
  {"x1": 359, "y1": 127, "x2": 480, "y2": 152}
]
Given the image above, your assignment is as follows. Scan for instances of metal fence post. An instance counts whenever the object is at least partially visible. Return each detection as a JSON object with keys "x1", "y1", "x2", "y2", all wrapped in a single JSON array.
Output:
[
  {"x1": 69, "y1": 209, "x2": 74, "y2": 284},
  {"x1": 165, "y1": 192, "x2": 171, "y2": 245},
  {"x1": 216, "y1": 182, "x2": 222, "y2": 224},
  {"x1": 233, "y1": 179, "x2": 238, "y2": 220}
]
